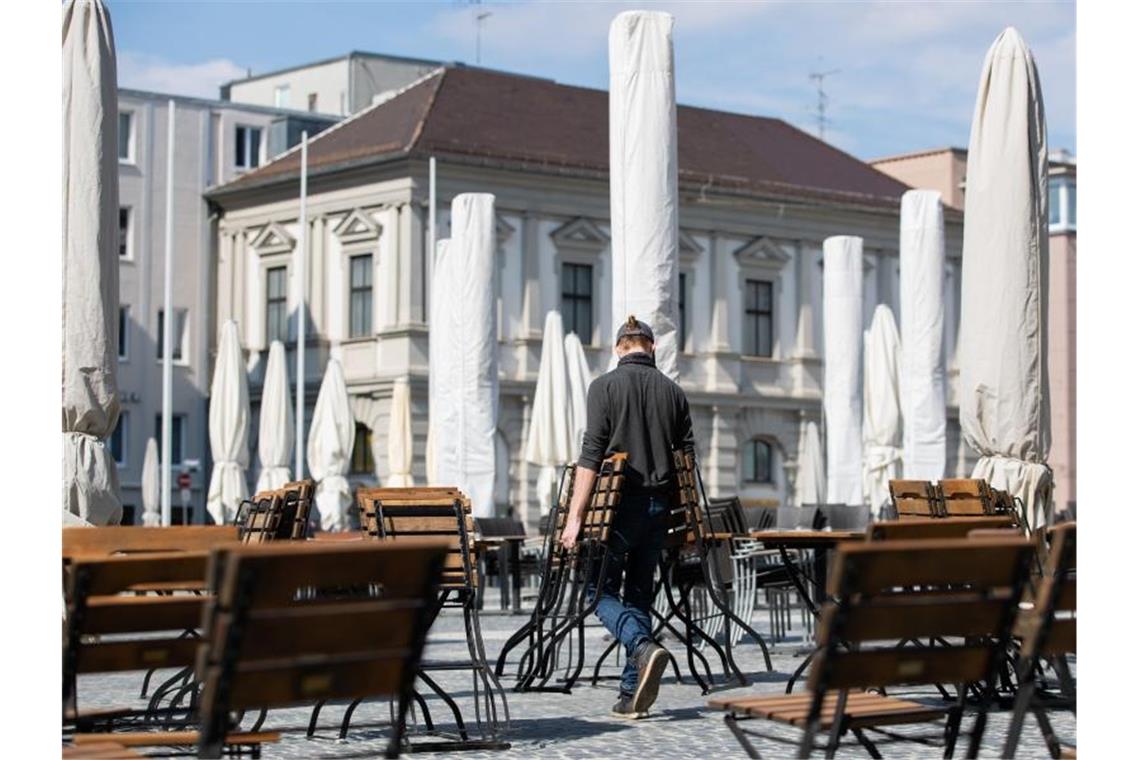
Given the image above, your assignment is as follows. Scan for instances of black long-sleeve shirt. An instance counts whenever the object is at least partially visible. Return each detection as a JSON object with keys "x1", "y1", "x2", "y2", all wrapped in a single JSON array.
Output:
[{"x1": 576, "y1": 352, "x2": 695, "y2": 492}]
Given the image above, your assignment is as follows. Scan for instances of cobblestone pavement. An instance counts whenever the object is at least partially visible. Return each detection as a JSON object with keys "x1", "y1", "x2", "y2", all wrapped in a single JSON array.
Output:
[{"x1": 78, "y1": 609, "x2": 1073, "y2": 758}]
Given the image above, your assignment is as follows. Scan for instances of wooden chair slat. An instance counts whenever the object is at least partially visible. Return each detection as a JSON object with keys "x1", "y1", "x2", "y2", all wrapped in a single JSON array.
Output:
[
  {"x1": 827, "y1": 539, "x2": 1032, "y2": 595},
  {"x1": 821, "y1": 597, "x2": 1011, "y2": 643},
  {"x1": 816, "y1": 646, "x2": 993, "y2": 690},
  {"x1": 63, "y1": 526, "x2": 238, "y2": 558},
  {"x1": 83, "y1": 596, "x2": 204, "y2": 634},
  {"x1": 76, "y1": 638, "x2": 201, "y2": 674},
  {"x1": 868, "y1": 516, "x2": 1014, "y2": 542}
]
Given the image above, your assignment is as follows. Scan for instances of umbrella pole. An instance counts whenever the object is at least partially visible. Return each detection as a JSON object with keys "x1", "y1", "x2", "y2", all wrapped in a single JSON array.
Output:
[
  {"x1": 295, "y1": 133, "x2": 308, "y2": 479},
  {"x1": 161, "y1": 99, "x2": 175, "y2": 526}
]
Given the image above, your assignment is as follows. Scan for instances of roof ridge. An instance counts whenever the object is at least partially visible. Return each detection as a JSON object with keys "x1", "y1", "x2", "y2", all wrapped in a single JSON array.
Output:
[{"x1": 405, "y1": 68, "x2": 448, "y2": 154}]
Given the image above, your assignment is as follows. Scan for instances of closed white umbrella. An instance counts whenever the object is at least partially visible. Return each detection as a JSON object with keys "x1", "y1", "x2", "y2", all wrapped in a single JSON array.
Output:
[
  {"x1": 564, "y1": 330, "x2": 594, "y2": 453},
  {"x1": 426, "y1": 238, "x2": 450, "y2": 485},
  {"x1": 525, "y1": 311, "x2": 575, "y2": 514},
  {"x1": 141, "y1": 437, "x2": 161, "y2": 526},
  {"x1": 862, "y1": 305, "x2": 903, "y2": 516},
  {"x1": 960, "y1": 27, "x2": 1052, "y2": 528},
  {"x1": 256, "y1": 340, "x2": 293, "y2": 492},
  {"x1": 385, "y1": 379, "x2": 414, "y2": 487},
  {"x1": 609, "y1": 10, "x2": 681, "y2": 381},
  {"x1": 795, "y1": 420, "x2": 825, "y2": 507},
  {"x1": 62, "y1": 0, "x2": 121, "y2": 525},
  {"x1": 899, "y1": 189, "x2": 947, "y2": 480},
  {"x1": 823, "y1": 236, "x2": 864, "y2": 506},
  {"x1": 307, "y1": 359, "x2": 355, "y2": 531},
  {"x1": 206, "y1": 320, "x2": 250, "y2": 524},
  {"x1": 434, "y1": 195, "x2": 498, "y2": 517}
]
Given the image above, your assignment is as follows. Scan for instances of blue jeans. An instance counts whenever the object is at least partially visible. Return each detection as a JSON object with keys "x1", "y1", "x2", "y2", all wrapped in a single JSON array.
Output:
[{"x1": 588, "y1": 491, "x2": 668, "y2": 695}]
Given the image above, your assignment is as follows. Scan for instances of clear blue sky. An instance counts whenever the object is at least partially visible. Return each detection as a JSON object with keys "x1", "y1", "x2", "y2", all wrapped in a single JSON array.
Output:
[{"x1": 108, "y1": 0, "x2": 1075, "y2": 160}]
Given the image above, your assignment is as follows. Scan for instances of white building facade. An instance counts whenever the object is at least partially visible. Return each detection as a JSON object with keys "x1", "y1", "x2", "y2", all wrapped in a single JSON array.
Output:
[
  {"x1": 208, "y1": 67, "x2": 975, "y2": 532},
  {"x1": 111, "y1": 89, "x2": 337, "y2": 523}
]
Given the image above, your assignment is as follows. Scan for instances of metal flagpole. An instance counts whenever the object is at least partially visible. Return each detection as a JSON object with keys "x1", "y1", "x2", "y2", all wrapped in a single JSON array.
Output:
[
  {"x1": 294, "y1": 132, "x2": 308, "y2": 478},
  {"x1": 428, "y1": 155, "x2": 436, "y2": 286},
  {"x1": 161, "y1": 99, "x2": 175, "y2": 526}
]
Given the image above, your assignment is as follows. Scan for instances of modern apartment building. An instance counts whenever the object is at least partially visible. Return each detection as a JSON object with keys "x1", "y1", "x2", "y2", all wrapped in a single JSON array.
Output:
[
  {"x1": 220, "y1": 51, "x2": 446, "y2": 116},
  {"x1": 111, "y1": 88, "x2": 337, "y2": 524},
  {"x1": 872, "y1": 147, "x2": 1078, "y2": 512},
  {"x1": 206, "y1": 66, "x2": 976, "y2": 532}
]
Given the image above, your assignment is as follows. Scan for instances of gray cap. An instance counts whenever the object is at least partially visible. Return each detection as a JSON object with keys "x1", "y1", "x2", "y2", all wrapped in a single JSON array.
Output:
[{"x1": 615, "y1": 315, "x2": 655, "y2": 343}]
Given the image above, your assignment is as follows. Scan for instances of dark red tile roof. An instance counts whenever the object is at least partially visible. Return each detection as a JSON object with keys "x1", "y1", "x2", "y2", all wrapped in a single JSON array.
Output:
[{"x1": 216, "y1": 67, "x2": 909, "y2": 206}]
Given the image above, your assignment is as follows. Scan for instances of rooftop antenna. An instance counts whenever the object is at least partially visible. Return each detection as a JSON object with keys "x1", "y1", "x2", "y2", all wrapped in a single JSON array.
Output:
[
  {"x1": 809, "y1": 66, "x2": 840, "y2": 140},
  {"x1": 475, "y1": 10, "x2": 492, "y2": 64}
]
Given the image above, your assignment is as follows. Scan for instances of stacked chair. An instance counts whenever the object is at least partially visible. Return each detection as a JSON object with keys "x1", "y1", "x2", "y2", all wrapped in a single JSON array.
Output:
[{"x1": 350, "y1": 485, "x2": 510, "y2": 751}]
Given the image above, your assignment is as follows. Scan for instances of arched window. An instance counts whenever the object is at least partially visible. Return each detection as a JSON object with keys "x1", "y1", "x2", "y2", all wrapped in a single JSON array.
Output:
[{"x1": 743, "y1": 438, "x2": 773, "y2": 484}]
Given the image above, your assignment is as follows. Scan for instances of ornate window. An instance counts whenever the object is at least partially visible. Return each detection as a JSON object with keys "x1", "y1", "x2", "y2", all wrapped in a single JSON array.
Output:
[
  {"x1": 265, "y1": 266, "x2": 289, "y2": 343},
  {"x1": 561, "y1": 262, "x2": 593, "y2": 340},
  {"x1": 348, "y1": 254, "x2": 373, "y2": 338},
  {"x1": 351, "y1": 423, "x2": 374, "y2": 475},
  {"x1": 743, "y1": 279, "x2": 773, "y2": 358},
  {"x1": 743, "y1": 438, "x2": 773, "y2": 483}
]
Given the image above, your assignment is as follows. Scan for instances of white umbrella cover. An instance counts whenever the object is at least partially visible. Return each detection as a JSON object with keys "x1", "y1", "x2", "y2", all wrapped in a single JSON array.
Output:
[
  {"x1": 63, "y1": 0, "x2": 122, "y2": 525},
  {"x1": 609, "y1": 10, "x2": 681, "y2": 381},
  {"x1": 862, "y1": 305, "x2": 903, "y2": 516},
  {"x1": 795, "y1": 420, "x2": 826, "y2": 507},
  {"x1": 823, "y1": 236, "x2": 865, "y2": 506},
  {"x1": 564, "y1": 330, "x2": 594, "y2": 454},
  {"x1": 141, "y1": 437, "x2": 161, "y2": 526},
  {"x1": 256, "y1": 340, "x2": 293, "y2": 492},
  {"x1": 899, "y1": 189, "x2": 947, "y2": 480},
  {"x1": 525, "y1": 311, "x2": 575, "y2": 514},
  {"x1": 426, "y1": 238, "x2": 450, "y2": 485},
  {"x1": 307, "y1": 359, "x2": 355, "y2": 530},
  {"x1": 206, "y1": 320, "x2": 250, "y2": 524},
  {"x1": 385, "y1": 379, "x2": 414, "y2": 487},
  {"x1": 960, "y1": 27, "x2": 1052, "y2": 528},
  {"x1": 434, "y1": 195, "x2": 498, "y2": 517}
]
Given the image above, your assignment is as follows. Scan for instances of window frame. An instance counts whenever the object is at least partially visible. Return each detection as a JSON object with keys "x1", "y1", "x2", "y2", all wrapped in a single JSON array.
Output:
[
  {"x1": 154, "y1": 412, "x2": 187, "y2": 466},
  {"x1": 118, "y1": 206, "x2": 133, "y2": 260},
  {"x1": 1048, "y1": 175, "x2": 1077, "y2": 233},
  {"x1": 347, "y1": 253, "x2": 374, "y2": 339},
  {"x1": 118, "y1": 305, "x2": 130, "y2": 362},
  {"x1": 742, "y1": 278, "x2": 774, "y2": 358},
  {"x1": 350, "y1": 423, "x2": 375, "y2": 475},
  {"x1": 265, "y1": 265, "x2": 289, "y2": 344},
  {"x1": 560, "y1": 262, "x2": 594, "y2": 343},
  {"x1": 274, "y1": 84, "x2": 291, "y2": 109},
  {"x1": 118, "y1": 110, "x2": 135, "y2": 163},
  {"x1": 109, "y1": 410, "x2": 128, "y2": 467},
  {"x1": 678, "y1": 271, "x2": 689, "y2": 353},
  {"x1": 742, "y1": 438, "x2": 774, "y2": 484},
  {"x1": 156, "y1": 308, "x2": 190, "y2": 365},
  {"x1": 234, "y1": 124, "x2": 263, "y2": 170}
]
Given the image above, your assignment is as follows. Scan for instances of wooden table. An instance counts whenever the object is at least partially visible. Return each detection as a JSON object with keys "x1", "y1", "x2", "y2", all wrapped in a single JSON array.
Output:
[{"x1": 749, "y1": 530, "x2": 864, "y2": 693}]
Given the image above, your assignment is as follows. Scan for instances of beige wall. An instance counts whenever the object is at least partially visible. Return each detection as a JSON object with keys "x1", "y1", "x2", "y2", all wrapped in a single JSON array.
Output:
[
  {"x1": 871, "y1": 150, "x2": 966, "y2": 210},
  {"x1": 227, "y1": 59, "x2": 349, "y2": 115},
  {"x1": 1048, "y1": 231, "x2": 1077, "y2": 510}
]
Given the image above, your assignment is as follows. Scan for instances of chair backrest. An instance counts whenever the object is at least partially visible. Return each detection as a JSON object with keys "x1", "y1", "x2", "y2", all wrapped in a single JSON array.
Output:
[
  {"x1": 62, "y1": 526, "x2": 239, "y2": 559},
  {"x1": 868, "y1": 516, "x2": 1017, "y2": 542},
  {"x1": 357, "y1": 487, "x2": 475, "y2": 591},
  {"x1": 775, "y1": 505, "x2": 826, "y2": 531},
  {"x1": 63, "y1": 552, "x2": 212, "y2": 713},
  {"x1": 475, "y1": 516, "x2": 527, "y2": 539},
  {"x1": 707, "y1": 497, "x2": 750, "y2": 535},
  {"x1": 280, "y1": 479, "x2": 315, "y2": 539},
  {"x1": 1024, "y1": 522, "x2": 1076, "y2": 658},
  {"x1": 809, "y1": 538, "x2": 1034, "y2": 696},
  {"x1": 665, "y1": 448, "x2": 706, "y2": 548},
  {"x1": 550, "y1": 454, "x2": 627, "y2": 548},
  {"x1": 939, "y1": 478, "x2": 995, "y2": 517},
  {"x1": 238, "y1": 492, "x2": 285, "y2": 544},
  {"x1": 195, "y1": 541, "x2": 447, "y2": 757},
  {"x1": 888, "y1": 479, "x2": 941, "y2": 519},
  {"x1": 818, "y1": 504, "x2": 872, "y2": 532}
]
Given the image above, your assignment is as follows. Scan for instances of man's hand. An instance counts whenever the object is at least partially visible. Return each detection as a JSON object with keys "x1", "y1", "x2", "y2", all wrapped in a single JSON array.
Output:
[{"x1": 560, "y1": 517, "x2": 581, "y2": 551}]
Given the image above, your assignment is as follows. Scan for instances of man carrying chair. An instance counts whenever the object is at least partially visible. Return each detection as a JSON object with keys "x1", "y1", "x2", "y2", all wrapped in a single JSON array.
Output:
[{"x1": 561, "y1": 315, "x2": 694, "y2": 719}]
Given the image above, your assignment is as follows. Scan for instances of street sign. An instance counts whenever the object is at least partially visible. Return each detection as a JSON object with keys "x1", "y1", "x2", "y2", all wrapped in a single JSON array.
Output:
[{"x1": 177, "y1": 472, "x2": 191, "y2": 489}]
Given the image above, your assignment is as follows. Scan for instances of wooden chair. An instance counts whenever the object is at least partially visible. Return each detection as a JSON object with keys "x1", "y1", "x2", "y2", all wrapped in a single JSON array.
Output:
[
  {"x1": 939, "y1": 479, "x2": 995, "y2": 517},
  {"x1": 64, "y1": 551, "x2": 275, "y2": 755},
  {"x1": 868, "y1": 516, "x2": 1017, "y2": 542},
  {"x1": 888, "y1": 480, "x2": 941, "y2": 519},
  {"x1": 352, "y1": 486, "x2": 510, "y2": 750},
  {"x1": 190, "y1": 540, "x2": 447, "y2": 759},
  {"x1": 62, "y1": 526, "x2": 239, "y2": 560},
  {"x1": 235, "y1": 479, "x2": 315, "y2": 543},
  {"x1": 1003, "y1": 523, "x2": 1076, "y2": 759},
  {"x1": 710, "y1": 538, "x2": 1035, "y2": 758}
]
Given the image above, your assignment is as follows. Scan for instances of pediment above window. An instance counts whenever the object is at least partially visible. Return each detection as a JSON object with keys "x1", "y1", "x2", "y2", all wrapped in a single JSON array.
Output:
[
  {"x1": 551, "y1": 216, "x2": 610, "y2": 252},
  {"x1": 678, "y1": 229, "x2": 704, "y2": 264},
  {"x1": 735, "y1": 236, "x2": 792, "y2": 270},
  {"x1": 333, "y1": 208, "x2": 382, "y2": 244},
  {"x1": 249, "y1": 222, "x2": 295, "y2": 255},
  {"x1": 496, "y1": 215, "x2": 516, "y2": 245}
]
